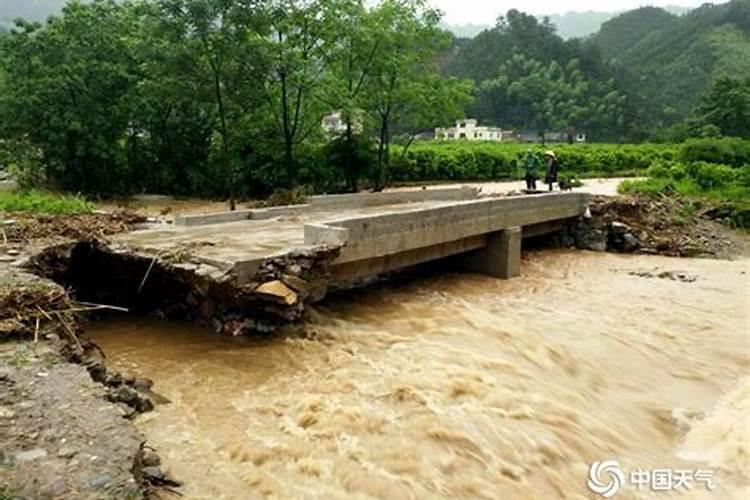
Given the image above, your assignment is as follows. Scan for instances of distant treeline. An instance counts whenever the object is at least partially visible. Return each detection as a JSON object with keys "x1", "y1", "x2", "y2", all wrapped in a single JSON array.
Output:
[{"x1": 0, "y1": 0, "x2": 748, "y2": 201}]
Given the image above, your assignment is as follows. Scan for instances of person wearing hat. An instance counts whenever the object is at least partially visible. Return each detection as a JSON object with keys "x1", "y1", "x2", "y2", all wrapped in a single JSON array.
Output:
[{"x1": 543, "y1": 150, "x2": 559, "y2": 191}]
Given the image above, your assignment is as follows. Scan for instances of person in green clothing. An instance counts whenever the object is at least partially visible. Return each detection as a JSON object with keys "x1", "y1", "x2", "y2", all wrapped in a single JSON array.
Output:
[{"x1": 523, "y1": 149, "x2": 541, "y2": 191}]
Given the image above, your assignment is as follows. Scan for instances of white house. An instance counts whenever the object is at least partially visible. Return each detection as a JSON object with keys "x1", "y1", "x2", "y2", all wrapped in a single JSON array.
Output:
[
  {"x1": 321, "y1": 111, "x2": 363, "y2": 138},
  {"x1": 435, "y1": 119, "x2": 509, "y2": 142}
]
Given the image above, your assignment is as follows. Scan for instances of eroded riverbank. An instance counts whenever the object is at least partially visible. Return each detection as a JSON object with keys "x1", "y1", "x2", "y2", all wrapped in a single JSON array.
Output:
[{"x1": 91, "y1": 250, "x2": 750, "y2": 499}]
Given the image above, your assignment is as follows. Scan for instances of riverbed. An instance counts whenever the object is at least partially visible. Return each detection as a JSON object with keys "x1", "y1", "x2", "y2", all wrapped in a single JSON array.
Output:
[{"x1": 90, "y1": 250, "x2": 749, "y2": 499}]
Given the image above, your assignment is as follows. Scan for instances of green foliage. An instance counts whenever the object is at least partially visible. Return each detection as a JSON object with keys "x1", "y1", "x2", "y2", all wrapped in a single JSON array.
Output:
[
  {"x1": 681, "y1": 137, "x2": 750, "y2": 167},
  {"x1": 620, "y1": 145, "x2": 750, "y2": 228},
  {"x1": 475, "y1": 53, "x2": 624, "y2": 140},
  {"x1": 692, "y1": 77, "x2": 750, "y2": 138},
  {"x1": 0, "y1": 138, "x2": 45, "y2": 188},
  {"x1": 0, "y1": 0, "x2": 468, "y2": 198},
  {"x1": 0, "y1": 190, "x2": 93, "y2": 214},
  {"x1": 388, "y1": 142, "x2": 678, "y2": 183},
  {"x1": 619, "y1": 177, "x2": 675, "y2": 196},
  {"x1": 686, "y1": 162, "x2": 737, "y2": 189},
  {"x1": 324, "y1": 133, "x2": 377, "y2": 192},
  {"x1": 0, "y1": 0, "x2": 138, "y2": 195},
  {"x1": 592, "y1": 0, "x2": 750, "y2": 130},
  {"x1": 591, "y1": 7, "x2": 677, "y2": 61}
]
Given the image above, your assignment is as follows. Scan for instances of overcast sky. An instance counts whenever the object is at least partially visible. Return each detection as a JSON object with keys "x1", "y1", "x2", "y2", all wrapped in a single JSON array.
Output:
[{"x1": 431, "y1": 0, "x2": 727, "y2": 24}]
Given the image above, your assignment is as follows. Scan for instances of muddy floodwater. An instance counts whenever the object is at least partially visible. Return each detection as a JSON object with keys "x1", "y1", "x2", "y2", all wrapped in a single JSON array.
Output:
[{"x1": 90, "y1": 250, "x2": 749, "y2": 499}]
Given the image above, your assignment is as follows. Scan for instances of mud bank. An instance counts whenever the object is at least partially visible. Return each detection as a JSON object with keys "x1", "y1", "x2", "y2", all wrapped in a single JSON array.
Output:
[{"x1": 0, "y1": 268, "x2": 169, "y2": 499}]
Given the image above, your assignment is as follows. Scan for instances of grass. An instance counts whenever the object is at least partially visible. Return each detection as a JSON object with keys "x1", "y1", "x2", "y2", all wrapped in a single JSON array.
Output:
[
  {"x1": 0, "y1": 190, "x2": 93, "y2": 215},
  {"x1": 0, "y1": 486, "x2": 21, "y2": 500}
]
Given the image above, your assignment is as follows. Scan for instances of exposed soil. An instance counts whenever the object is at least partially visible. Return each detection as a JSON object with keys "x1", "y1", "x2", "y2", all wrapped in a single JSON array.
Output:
[
  {"x1": 0, "y1": 340, "x2": 143, "y2": 499},
  {"x1": 0, "y1": 247, "x2": 166, "y2": 499},
  {"x1": 578, "y1": 194, "x2": 747, "y2": 259}
]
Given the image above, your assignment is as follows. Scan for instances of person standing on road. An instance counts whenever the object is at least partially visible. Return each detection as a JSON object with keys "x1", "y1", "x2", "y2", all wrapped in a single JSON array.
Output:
[
  {"x1": 523, "y1": 150, "x2": 541, "y2": 191},
  {"x1": 544, "y1": 150, "x2": 559, "y2": 191}
]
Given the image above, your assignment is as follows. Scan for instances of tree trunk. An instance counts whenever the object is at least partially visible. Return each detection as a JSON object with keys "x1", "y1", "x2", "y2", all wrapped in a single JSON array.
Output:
[
  {"x1": 213, "y1": 70, "x2": 235, "y2": 211},
  {"x1": 345, "y1": 119, "x2": 357, "y2": 193},
  {"x1": 376, "y1": 117, "x2": 389, "y2": 192}
]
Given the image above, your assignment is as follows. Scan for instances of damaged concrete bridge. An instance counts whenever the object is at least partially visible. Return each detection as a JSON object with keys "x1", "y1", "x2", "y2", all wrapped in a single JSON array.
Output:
[
  {"x1": 33, "y1": 188, "x2": 589, "y2": 335},
  {"x1": 304, "y1": 192, "x2": 590, "y2": 281},
  {"x1": 117, "y1": 187, "x2": 589, "y2": 284}
]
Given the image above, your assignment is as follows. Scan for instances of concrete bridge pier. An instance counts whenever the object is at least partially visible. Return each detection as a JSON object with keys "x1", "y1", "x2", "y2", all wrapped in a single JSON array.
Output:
[{"x1": 460, "y1": 226, "x2": 522, "y2": 279}]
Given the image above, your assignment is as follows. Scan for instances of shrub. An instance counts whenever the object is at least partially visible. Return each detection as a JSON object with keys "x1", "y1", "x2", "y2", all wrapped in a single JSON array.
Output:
[
  {"x1": 685, "y1": 162, "x2": 736, "y2": 189},
  {"x1": 0, "y1": 190, "x2": 93, "y2": 214},
  {"x1": 681, "y1": 137, "x2": 750, "y2": 167},
  {"x1": 388, "y1": 142, "x2": 681, "y2": 183}
]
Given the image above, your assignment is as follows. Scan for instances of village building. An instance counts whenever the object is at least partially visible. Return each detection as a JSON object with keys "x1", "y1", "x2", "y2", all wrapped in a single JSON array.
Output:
[
  {"x1": 435, "y1": 119, "x2": 511, "y2": 142},
  {"x1": 518, "y1": 131, "x2": 588, "y2": 143},
  {"x1": 321, "y1": 111, "x2": 363, "y2": 138}
]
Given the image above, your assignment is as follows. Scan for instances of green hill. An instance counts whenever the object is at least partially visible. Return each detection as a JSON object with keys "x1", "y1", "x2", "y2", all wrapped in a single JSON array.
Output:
[
  {"x1": 591, "y1": 0, "x2": 750, "y2": 125},
  {"x1": 591, "y1": 7, "x2": 678, "y2": 60}
]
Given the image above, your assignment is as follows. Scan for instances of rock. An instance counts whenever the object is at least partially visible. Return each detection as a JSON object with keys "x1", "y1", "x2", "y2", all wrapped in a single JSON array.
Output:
[
  {"x1": 142, "y1": 466, "x2": 181, "y2": 487},
  {"x1": 85, "y1": 357, "x2": 107, "y2": 383},
  {"x1": 90, "y1": 474, "x2": 114, "y2": 489},
  {"x1": 0, "y1": 406, "x2": 16, "y2": 419},
  {"x1": 280, "y1": 274, "x2": 314, "y2": 300},
  {"x1": 45, "y1": 479, "x2": 69, "y2": 497},
  {"x1": 142, "y1": 466, "x2": 166, "y2": 481},
  {"x1": 132, "y1": 378, "x2": 154, "y2": 391},
  {"x1": 135, "y1": 394, "x2": 155, "y2": 413},
  {"x1": 112, "y1": 386, "x2": 139, "y2": 406},
  {"x1": 142, "y1": 450, "x2": 161, "y2": 467},
  {"x1": 621, "y1": 233, "x2": 641, "y2": 252},
  {"x1": 105, "y1": 372, "x2": 123, "y2": 387},
  {"x1": 15, "y1": 448, "x2": 48, "y2": 463},
  {"x1": 254, "y1": 280, "x2": 298, "y2": 306},
  {"x1": 610, "y1": 221, "x2": 631, "y2": 235},
  {"x1": 0, "y1": 368, "x2": 12, "y2": 381},
  {"x1": 115, "y1": 403, "x2": 136, "y2": 419},
  {"x1": 57, "y1": 447, "x2": 77, "y2": 458}
]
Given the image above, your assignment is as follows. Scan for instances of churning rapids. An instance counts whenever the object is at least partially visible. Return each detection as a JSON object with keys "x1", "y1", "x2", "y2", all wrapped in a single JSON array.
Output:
[{"x1": 90, "y1": 250, "x2": 749, "y2": 499}]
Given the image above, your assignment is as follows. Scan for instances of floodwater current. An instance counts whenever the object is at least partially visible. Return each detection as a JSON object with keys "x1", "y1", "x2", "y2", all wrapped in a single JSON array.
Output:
[{"x1": 90, "y1": 250, "x2": 749, "y2": 499}]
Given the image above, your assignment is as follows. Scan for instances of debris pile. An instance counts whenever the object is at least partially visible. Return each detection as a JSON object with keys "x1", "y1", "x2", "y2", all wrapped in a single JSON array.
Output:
[
  {"x1": 567, "y1": 194, "x2": 742, "y2": 258},
  {"x1": 3, "y1": 211, "x2": 146, "y2": 242}
]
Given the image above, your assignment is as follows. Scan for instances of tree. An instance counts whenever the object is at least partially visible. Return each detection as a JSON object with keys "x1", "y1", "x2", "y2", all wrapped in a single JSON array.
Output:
[
  {"x1": 0, "y1": 0, "x2": 138, "y2": 194},
  {"x1": 324, "y1": 0, "x2": 381, "y2": 192},
  {"x1": 366, "y1": 0, "x2": 472, "y2": 190},
  {"x1": 261, "y1": 0, "x2": 333, "y2": 187},
  {"x1": 157, "y1": 0, "x2": 266, "y2": 208},
  {"x1": 476, "y1": 53, "x2": 623, "y2": 141},
  {"x1": 693, "y1": 77, "x2": 750, "y2": 138}
]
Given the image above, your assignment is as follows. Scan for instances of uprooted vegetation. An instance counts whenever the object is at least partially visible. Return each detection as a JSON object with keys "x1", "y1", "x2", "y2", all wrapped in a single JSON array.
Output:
[{"x1": 3, "y1": 211, "x2": 146, "y2": 242}]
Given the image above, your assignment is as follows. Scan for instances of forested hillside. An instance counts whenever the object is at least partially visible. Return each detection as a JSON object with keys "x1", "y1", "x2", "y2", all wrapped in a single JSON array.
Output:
[
  {"x1": 591, "y1": 7, "x2": 678, "y2": 60},
  {"x1": 441, "y1": 0, "x2": 748, "y2": 140},
  {"x1": 590, "y1": 0, "x2": 750, "y2": 132}
]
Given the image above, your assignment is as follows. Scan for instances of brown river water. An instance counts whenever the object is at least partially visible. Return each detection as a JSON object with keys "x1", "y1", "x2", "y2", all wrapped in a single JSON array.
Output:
[{"x1": 90, "y1": 250, "x2": 749, "y2": 499}]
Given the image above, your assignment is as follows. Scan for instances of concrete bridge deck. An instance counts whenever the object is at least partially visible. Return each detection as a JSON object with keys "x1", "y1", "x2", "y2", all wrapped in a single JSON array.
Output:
[{"x1": 115, "y1": 187, "x2": 589, "y2": 284}]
